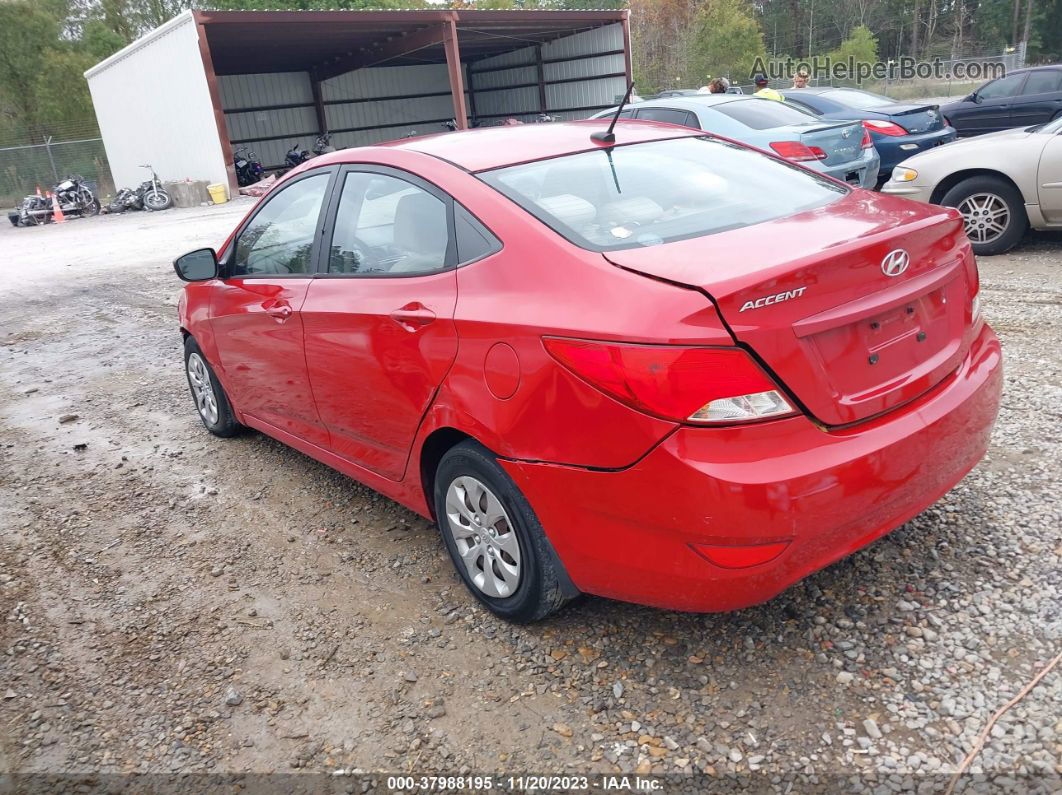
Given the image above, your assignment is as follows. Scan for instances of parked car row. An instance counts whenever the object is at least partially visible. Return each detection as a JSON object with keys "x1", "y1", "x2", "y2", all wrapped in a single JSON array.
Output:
[{"x1": 594, "y1": 64, "x2": 1062, "y2": 255}]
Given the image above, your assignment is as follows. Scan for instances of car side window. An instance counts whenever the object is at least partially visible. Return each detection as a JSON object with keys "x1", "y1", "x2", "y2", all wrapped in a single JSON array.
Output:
[
  {"x1": 328, "y1": 171, "x2": 451, "y2": 275},
  {"x1": 455, "y1": 205, "x2": 501, "y2": 264},
  {"x1": 635, "y1": 107, "x2": 698, "y2": 129},
  {"x1": 1022, "y1": 70, "x2": 1062, "y2": 95},
  {"x1": 232, "y1": 172, "x2": 330, "y2": 276},
  {"x1": 977, "y1": 73, "x2": 1027, "y2": 100}
]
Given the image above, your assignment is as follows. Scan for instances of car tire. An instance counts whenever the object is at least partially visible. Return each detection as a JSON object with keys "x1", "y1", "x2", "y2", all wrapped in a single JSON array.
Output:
[
  {"x1": 184, "y1": 336, "x2": 241, "y2": 437},
  {"x1": 434, "y1": 440, "x2": 575, "y2": 623},
  {"x1": 940, "y1": 175, "x2": 1028, "y2": 256}
]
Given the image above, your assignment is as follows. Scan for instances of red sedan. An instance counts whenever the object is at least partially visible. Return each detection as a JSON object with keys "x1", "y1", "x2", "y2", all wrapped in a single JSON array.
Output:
[{"x1": 174, "y1": 120, "x2": 1002, "y2": 622}]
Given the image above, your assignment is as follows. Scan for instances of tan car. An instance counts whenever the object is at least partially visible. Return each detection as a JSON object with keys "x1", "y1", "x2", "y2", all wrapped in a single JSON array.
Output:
[{"x1": 882, "y1": 115, "x2": 1062, "y2": 254}]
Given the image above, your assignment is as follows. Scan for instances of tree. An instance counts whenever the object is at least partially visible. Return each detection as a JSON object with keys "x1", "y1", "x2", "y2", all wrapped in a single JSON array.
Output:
[
  {"x1": 686, "y1": 0, "x2": 767, "y2": 86},
  {"x1": 829, "y1": 24, "x2": 878, "y2": 64}
]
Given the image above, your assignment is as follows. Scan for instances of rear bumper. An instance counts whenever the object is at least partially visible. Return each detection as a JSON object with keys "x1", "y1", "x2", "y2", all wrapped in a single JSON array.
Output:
[
  {"x1": 876, "y1": 126, "x2": 958, "y2": 172},
  {"x1": 502, "y1": 324, "x2": 1002, "y2": 612},
  {"x1": 814, "y1": 148, "x2": 880, "y2": 188}
]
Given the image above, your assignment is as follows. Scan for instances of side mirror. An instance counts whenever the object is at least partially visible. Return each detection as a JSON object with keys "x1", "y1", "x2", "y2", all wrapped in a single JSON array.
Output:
[
  {"x1": 174, "y1": 248, "x2": 218, "y2": 281},
  {"x1": 969, "y1": 93, "x2": 982, "y2": 104}
]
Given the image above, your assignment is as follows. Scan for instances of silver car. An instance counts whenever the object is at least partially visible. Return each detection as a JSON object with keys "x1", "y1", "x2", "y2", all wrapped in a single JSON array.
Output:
[
  {"x1": 591, "y1": 95, "x2": 880, "y2": 188},
  {"x1": 882, "y1": 114, "x2": 1062, "y2": 255}
]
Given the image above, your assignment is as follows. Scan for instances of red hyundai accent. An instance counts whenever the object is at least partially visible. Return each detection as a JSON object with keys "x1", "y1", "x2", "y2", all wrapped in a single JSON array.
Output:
[{"x1": 174, "y1": 121, "x2": 1001, "y2": 622}]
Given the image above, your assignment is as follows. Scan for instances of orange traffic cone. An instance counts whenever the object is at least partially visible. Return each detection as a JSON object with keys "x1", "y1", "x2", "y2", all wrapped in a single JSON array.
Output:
[{"x1": 49, "y1": 191, "x2": 65, "y2": 224}]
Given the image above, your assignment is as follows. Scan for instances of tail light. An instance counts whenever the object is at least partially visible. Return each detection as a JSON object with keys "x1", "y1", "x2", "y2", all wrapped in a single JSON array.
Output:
[
  {"x1": 862, "y1": 119, "x2": 908, "y2": 137},
  {"x1": 543, "y1": 338, "x2": 796, "y2": 424},
  {"x1": 769, "y1": 141, "x2": 828, "y2": 162},
  {"x1": 860, "y1": 128, "x2": 874, "y2": 148}
]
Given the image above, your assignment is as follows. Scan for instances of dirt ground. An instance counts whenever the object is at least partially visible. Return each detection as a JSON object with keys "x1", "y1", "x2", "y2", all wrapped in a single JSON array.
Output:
[{"x1": 1, "y1": 201, "x2": 1060, "y2": 792}]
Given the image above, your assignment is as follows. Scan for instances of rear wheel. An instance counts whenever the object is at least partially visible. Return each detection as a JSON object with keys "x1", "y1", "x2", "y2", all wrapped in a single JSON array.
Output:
[
  {"x1": 434, "y1": 440, "x2": 575, "y2": 623},
  {"x1": 940, "y1": 175, "x2": 1027, "y2": 256},
  {"x1": 184, "y1": 337, "x2": 241, "y2": 437}
]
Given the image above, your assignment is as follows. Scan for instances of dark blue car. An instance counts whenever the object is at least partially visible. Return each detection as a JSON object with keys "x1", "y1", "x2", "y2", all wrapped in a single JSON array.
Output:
[{"x1": 784, "y1": 88, "x2": 957, "y2": 182}]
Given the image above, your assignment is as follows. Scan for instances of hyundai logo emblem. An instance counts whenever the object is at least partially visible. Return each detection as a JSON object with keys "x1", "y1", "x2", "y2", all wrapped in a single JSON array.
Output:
[{"x1": 881, "y1": 249, "x2": 910, "y2": 277}]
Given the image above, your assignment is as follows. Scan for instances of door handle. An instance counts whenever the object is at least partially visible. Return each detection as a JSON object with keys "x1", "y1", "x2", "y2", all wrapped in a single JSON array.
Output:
[
  {"x1": 266, "y1": 304, "x2": 292, "y2": 320},
  {"x1": 390, "y1": 303, "x2": 436, "y2": 331}
]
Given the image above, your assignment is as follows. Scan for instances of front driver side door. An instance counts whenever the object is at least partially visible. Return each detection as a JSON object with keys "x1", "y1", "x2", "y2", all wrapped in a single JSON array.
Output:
[
  {"x1": 1038, "y1": 130, "x2": 1062, "y2": 223},
  {"x1": 301, "y1": 166, "x2": 468, "y2": 481},
  {"x1": 962, "y1": 73, "x2": 1028, "y2": 135},
  {"x1": 211, "y1": 168, "x2": 335, "y2": 447}
]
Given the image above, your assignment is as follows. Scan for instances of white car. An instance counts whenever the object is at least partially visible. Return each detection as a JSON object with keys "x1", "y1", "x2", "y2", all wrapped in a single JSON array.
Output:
[{"x1": 882, "y1": 115, "x2": 1062, "y2": 254}]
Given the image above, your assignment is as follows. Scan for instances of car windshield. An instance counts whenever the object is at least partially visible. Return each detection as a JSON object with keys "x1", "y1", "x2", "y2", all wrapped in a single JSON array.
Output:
[
  {"x1": 824, "y1": 89, "x2": 896, "y2": 109},
  {"x1": 478, "y1": 137, "x2": 847, "y2": 252}
]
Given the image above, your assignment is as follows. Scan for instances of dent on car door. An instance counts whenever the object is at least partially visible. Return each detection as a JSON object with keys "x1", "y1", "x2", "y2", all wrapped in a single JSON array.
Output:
[
  {"x1": 1038, "y1": 132, "x2": 1062, "y2": 223},
  {"x1": 210, "y1": 169, "x2": 334, "y2": 446},
  {"x1": 301, "y1": 167, "x2": 476, "y2": 481}
]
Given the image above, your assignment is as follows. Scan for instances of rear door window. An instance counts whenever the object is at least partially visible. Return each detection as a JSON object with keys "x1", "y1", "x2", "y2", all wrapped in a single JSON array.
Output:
[
  {"x1": 328, "y1": 171, "x2": 452, "y2": 275},
  {"x1": 1022, "y1": 70, "x2": 1062, "y2": 95},
  {"x1": 634, "y1": 107, "x2": 699, "y2": 129},
  {"x1": 711, "y1": 99, "x2": 817, "y2": 129}
]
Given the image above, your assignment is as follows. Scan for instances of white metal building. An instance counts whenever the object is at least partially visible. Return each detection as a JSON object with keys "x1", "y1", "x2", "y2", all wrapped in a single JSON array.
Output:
[{"x1": 85, "y1": 8, "x2": 631, "y2": 193}]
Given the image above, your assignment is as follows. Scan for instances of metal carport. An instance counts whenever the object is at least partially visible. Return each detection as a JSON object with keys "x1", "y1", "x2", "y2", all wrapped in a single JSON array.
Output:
[{"x1": 85, "y1": 8, "x2": 631, "y2": 194}]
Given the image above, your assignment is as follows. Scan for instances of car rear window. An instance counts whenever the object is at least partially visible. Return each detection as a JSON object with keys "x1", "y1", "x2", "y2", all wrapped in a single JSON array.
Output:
[
  {"x1": 711, "y1": 99, "x2": 817, "y2": 129},
  {"x1": 477, "y1": 137, "x2": 847, "y2": 252},
  {"x1": 822, "y1": 89, "x2": 895, "y2": 109}
]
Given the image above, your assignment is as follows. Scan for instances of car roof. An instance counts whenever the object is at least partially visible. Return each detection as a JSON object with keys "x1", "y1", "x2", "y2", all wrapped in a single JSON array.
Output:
[{"x1": 369, "y1": 120, "x2": 702, "y2": 172}]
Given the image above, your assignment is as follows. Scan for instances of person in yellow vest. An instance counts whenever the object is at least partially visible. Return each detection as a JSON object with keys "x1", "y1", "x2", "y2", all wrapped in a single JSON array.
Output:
[{"x1": 753, "y1": 75, "x2": 784, "y2": 101}]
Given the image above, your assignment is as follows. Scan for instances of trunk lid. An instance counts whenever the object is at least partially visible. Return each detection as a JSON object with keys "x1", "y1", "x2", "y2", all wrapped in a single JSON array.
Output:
[
  {"x1": 797, "y1": 120, "x2": 865, "y2": 165},
  {"x1": 878, "y1": 103, "x2": 945, "y2": 134},
  {"x1": 603, "y1": 191, "x2": 979, "y2": 426}
]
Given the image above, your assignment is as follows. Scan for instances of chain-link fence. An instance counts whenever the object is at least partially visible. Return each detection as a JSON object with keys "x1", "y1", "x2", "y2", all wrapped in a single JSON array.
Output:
[{"x1": 0, "y1": 122, "x2": 114, "y2": 209}]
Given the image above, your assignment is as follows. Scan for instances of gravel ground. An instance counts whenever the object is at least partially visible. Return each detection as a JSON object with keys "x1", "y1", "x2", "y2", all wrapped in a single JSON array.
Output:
[{"x1": 0, "y1": 202, "x2": 1059, "y2": 792}]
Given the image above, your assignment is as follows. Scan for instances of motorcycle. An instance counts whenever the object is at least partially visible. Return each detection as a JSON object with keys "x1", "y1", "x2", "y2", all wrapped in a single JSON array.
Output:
[
  {"x1": 10, "y1": 176, "x2": 100, "y2": 226},
  {"x1": 54, "y1": 175, "x2": 101, "y2": 216},
  {"x1": 105, "y1": 165, "x2": 172, "y2": 214},
  {"x1": 137, "y1": 164, "x2": 172, "y2": 211},
  {"x1": 312, "y1": 132, "x2": 335, "y2": 156},
  {"x1": 234, "y1": 146, "x2": 264, "y2": 186},
  {"x1": 284, "y1": 142, "x2": 311, "y2": 171}
]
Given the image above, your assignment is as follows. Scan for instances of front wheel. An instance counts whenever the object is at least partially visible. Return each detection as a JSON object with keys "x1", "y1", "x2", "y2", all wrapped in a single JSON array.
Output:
[
  {"x1": 940, "y1": 175, "x2": 1028, "y2": 256},
  {"x1": 434, "y1": 441, "x2": 575, "y2": 623},
  {"x1": 184, "y1": 337, "x2": 241, "y2": 437},
  {"x1": 143, "y1": 189, "x2": 173, "y2": 211},
  {"x1": 80, "y1": 197, "x2": 101, "y2": 217}
]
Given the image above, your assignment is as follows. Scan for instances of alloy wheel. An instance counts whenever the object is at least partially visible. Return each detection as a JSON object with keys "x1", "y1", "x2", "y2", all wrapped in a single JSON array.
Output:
[
  {"x1": 956, "y1": 192, "x2": 1010, "y2": 244},
  {"x1": 444, "y1": 476, "x2": 521, "y2": 598},
  {"x1": 186, "y1": 352, "x2": 219, "y2": 425}
]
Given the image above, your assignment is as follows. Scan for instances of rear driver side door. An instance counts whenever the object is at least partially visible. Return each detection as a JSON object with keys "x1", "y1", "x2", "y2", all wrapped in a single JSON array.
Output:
[{"x1": 301, "y1": 166, "x2": 494, "y2": 481}]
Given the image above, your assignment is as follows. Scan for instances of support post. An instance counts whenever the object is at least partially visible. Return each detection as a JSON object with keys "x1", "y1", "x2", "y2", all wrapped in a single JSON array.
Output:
[
  {"x1": 621, "y1": 11, "x2": 633, "y2": 87},
  {"x1": 45, "y1": 136, "x2": 59, "y2": 183},
  {"x1": 311, "y1": 76, "x2": 327, "y2": 135},
  {"x1": 193, "y1": 12, "x2": 237, "y2": 194},
  {"x1": 442, "y1": 19, "x2": 468, "y2": 130},
  {"x1": 535, "y1": 45, "x2": 547, "y2": 114}
]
